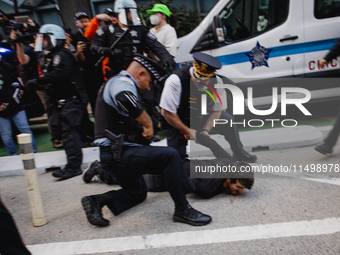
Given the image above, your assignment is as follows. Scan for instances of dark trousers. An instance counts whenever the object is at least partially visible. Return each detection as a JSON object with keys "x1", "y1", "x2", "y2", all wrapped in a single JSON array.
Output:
[
  {"x1": 0, "y1": 198, "x2": 31, "y2": 255},
  {"x1": 166, "y1": 111, "x2": 244, "y2": 159},
  {"x1": 324, "y1": 106, "x2": 340, "y2": 147},
  {"x1": 49, "y1": 98, "x2": 85, "y2": 168},
  {"x1": 143, "y1": 133, "x2": 236, "y2": 192},
  {"x1": 37, "y1": 90, "x2": 62, "y2": 141},
  {"x1": 96, "y1": 146, "x2": 195, "y2": 215}
]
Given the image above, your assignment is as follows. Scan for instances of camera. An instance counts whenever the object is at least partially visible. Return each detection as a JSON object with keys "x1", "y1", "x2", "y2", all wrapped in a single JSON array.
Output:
[{"x1": 9, "y1": 16, "x2": 39, "y2": 44}]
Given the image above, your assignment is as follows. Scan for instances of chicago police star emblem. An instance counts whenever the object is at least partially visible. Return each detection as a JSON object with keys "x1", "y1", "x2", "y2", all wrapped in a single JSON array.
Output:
[{"x1": 245, "y1": 41, "x2": 272, "y2": 69}]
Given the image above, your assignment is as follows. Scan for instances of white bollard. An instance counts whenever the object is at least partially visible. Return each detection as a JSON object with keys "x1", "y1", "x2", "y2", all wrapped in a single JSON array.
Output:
[{"x1": 17, "y1": 133, "x2": 47, "y2": 227}]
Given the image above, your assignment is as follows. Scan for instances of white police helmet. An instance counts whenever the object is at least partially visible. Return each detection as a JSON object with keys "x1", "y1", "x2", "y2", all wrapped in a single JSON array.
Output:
[
  {"x1": 35, "y1": 24, "x2": 66, "y2": 52},
  {"x1": 114, "y1": 0, "x2": 141, "y2": 26}
]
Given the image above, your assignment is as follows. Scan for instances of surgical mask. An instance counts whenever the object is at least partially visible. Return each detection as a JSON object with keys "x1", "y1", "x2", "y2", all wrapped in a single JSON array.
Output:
[{"x1": 150, "y1": 14, "x2": 160, "y2": 25}]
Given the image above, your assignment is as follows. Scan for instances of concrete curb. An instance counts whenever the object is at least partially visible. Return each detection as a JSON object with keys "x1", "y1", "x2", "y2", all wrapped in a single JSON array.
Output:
[{"x1": 0, "y1": 125, "x2": 329, "y2": 177}]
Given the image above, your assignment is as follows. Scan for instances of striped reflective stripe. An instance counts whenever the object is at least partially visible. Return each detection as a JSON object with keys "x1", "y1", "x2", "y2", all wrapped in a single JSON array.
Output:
[{"x1": 216, "y1": 38, "x2": 339, "y2": 66}]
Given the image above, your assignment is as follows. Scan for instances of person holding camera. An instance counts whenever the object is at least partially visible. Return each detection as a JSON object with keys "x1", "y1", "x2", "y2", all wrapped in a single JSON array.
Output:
[
  {"x1": 0, "y1": 54, "x2": 37, "y2": 156},
  {"x1": 73, "y1": 12, "x2": 104, "y2": 115},
  {"x1": 10, "y1": 19, "x2": 64, "y2": 149}
]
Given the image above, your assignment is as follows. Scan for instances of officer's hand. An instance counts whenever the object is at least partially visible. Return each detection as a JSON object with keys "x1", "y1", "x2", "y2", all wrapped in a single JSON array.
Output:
[
  {"x1": 0, "y1": 103, "x2": 8, "y2": 111},
  {"x1": 184, "y1": 129, "x2": 197, "y2": 142},
  {"x1": 18, "y1": 90, "x2": 24, "y2": 98},
  {"x1": 164, "y1": 59, "x2": 177, "y2": 70},
  {"x1": 96, "y1": 14, "x2": 112, "y2": 22},
  {"x1": 142, "y1": 126, "x2": 154, "y2": 139},
  {"x1": 100, "y1": 48, "x2": 112, "y2": 57},
  {"x1": 200, "y1": 130, "x2": 210, "y2": 138},
  {"x1": 320, "y1": 59, "x2": 328, "y2": 69},
  {"x1": 25, "y1": 79, "x2": 38, "y2": 90}
]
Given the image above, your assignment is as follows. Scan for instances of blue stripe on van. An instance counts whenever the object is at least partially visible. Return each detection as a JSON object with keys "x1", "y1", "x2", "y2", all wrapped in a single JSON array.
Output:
[{"x1": 215, "y1": 38, "x2": 339, "y2": 66}]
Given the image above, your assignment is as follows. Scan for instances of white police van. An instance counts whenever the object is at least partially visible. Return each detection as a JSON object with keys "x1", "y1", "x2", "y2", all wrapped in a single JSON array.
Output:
[{"x1": 176, "y1": 0, "x2": 340, "y2": 109}]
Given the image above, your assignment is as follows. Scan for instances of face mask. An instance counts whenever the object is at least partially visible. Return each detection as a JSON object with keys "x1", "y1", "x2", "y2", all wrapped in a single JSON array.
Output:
[
  {"x1": 150, "y1": 14, "x2": 160, "y2": 25},
  {"x1": 259, "y1": 15, "x2": 265, "y2": 21}
]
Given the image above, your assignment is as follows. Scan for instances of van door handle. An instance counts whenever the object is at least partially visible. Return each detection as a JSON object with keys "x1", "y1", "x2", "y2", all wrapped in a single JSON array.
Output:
[{"x1": 279, "y1": 35, "x2": 299, "y2": 42}]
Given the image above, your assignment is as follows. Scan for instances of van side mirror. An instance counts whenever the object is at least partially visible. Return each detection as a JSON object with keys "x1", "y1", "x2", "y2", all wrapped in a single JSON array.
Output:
[{"x1": 191, "y1": 15, "x2": 226, "y2": 53}]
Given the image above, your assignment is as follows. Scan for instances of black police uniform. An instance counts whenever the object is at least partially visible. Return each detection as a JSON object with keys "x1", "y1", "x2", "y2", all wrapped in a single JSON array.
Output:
[
  {"x1": 165, "y1": 66, "x2": 247, "y2": 159},
  {"x1": 91, "y1": 23, "x2": 175, "y2": 78},
  {"x1": 81, "y1": 54, "x2": 211, "y2": 227},
  {"x1": 35, "y1": 48, "x2": 86, "y2": 176},
  {"x1": 91, "y1": 23, "x2": 175, "y2": 138}
]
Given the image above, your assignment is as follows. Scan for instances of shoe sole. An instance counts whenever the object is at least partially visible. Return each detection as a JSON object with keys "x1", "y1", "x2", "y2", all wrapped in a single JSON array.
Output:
[
  {"x1": 315, "y1": 147, "x2": 332, "y2": 155},
  {"x1": 81, "y1": 197, "x2": 109, "y2": 227},
  {"x1": 53, "y1": 170, "x2": 82, "y2": 180},
  {"x1": 83, "y1": 159, "x2": 99, "y2": 183},
  {"x1": 173, "y1": 215, "x2": 212, "y2": 226}
]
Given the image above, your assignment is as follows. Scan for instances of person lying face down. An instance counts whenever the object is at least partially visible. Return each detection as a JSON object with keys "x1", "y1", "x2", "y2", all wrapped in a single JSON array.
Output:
[{"x1": 83, "y1": 133, "x2": 254, "y2": 199}]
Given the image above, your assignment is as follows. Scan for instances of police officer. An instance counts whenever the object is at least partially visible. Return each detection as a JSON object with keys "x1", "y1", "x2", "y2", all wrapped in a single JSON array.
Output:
[
  {"x1": 91, "y1": 0, "x2": 176, "y2": 78},
  {"x1": 26, "y1": 24, "x2": 86, "y2": 179},
  {"x1": 81, "y1": 53, "x2": 211, "y2": 227},
  {"x1": 160, "y1": 52, "x2": 257, "y2": 162}
]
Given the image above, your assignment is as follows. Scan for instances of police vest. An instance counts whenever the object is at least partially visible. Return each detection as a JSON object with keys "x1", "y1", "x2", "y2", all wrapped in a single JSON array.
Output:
[
  {"x1": 175, "y1": 66, "x2": 216, "y2": 128},
  {"x1": 105, "y1": 24, "x2": 146, "y2": 77},
  {"x1": 94, "y1": 77, "x2": 150, "y2": 145}
]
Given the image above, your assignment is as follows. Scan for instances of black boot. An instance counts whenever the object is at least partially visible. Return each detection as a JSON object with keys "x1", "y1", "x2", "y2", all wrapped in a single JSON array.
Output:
[
  {"x1": 83, "y1": 159, "x2": 100, "y2": 183},
  {"x1": 52, "y1": 139, "x2": 63, "y2": 149},
  {"x1": 52, "y1": 167, "x2": 82, "y2": 180},
  {"x1": 315, "y1": 143, "x2": 333, "y2": 155},
  {"x1": 81, "y1": 196, "x2": 109, "y2": 227},
  {"x1": 233, "y1": 149, "x2": 257, "y2": 163},
  {"x1": 173, "y1": 204, "x2": 212, "y2": 226}
]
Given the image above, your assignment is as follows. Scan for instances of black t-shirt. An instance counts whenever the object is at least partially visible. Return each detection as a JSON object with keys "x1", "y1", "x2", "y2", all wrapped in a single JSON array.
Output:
[
  {"x1": 72, "y1": 31, "x2": 103, "y2": 84},
  {"x1": 184, "y1": 160, "x2": 226, "y2": 199},
  {"x1": 0, "y1": 57, "x2": 23, "y2": 117},
  {"x1": 23, "y1": 45, "x2": 39, "y2": 81}
]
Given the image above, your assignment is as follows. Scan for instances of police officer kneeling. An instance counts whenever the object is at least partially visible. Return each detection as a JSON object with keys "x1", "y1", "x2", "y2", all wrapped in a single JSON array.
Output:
[{"x1": 81, "y1": 54, "x2": 211, "y2": 227}]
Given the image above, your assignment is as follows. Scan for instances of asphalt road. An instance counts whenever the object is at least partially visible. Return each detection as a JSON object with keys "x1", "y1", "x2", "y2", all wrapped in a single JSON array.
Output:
[{"x1": 1, "y1": 141, "x2": 340, "y2": 254}]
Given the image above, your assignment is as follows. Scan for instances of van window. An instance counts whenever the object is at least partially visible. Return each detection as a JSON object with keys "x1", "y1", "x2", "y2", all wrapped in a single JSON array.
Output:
[
  {"x1": 314, "y1": 0, "x2": 340, "y2": 19},
  {"x1": 219, "y1": 0, "x2": 289, "y2": 42}
]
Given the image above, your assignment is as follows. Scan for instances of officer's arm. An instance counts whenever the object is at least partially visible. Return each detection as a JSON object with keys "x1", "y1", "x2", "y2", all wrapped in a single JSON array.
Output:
[
  {"x1": 91, "y1": 27, "x2": 109, "y2": 56},
  {"x1": 37, "y1": 53, "x2": 72, "y2": 85},
  {"x1": 143, "y1": 28, "x2": 176, "y2": 70},
  {"x1": 203, "y1": 110, "x2": 222, "y2": 132},
  {"x1": 324, "y1": 38, "x2": 340, "y2": 62},
  {"x1": 116, "y1": 91, "x2": 153, "y2": 139},
  {"x1": 161, "y1": 108, "x2": 192, "y2": 139}
]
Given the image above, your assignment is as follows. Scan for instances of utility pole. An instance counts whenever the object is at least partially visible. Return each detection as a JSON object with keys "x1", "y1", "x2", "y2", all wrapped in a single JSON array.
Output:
[{"x1": 13, "y1": 0, "x2": 19, "y2": 15}]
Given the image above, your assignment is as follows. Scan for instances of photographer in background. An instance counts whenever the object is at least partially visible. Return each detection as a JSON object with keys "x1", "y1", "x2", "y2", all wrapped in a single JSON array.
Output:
[
  {"x1": 73, "y1": 12, "x2": 104, "y2": 115},
  {"x1": 0, "y1": 54, "x2": 38, "y2": 155},
  {"x1": 10, "y1": 18, "x2": 64, "y2": 149}
]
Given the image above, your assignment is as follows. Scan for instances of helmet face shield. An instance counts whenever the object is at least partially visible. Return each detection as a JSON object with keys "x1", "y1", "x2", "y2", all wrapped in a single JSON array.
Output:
[
  {"x1": 118, "y1": 8, "x2": 141, "y2": 26},
  {"x1": 35, "y1": 33, "x2": 56, "y2": 52}
]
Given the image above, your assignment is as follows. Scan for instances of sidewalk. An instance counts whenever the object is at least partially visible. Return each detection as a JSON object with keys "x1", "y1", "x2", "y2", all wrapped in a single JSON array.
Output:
[{"x1": 0, "y1": 125, "x2": 326, "y2": 177}]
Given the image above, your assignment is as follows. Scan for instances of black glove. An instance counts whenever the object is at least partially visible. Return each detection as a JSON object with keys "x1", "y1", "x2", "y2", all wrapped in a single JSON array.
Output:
[
  {"x1": 100, "y1": 48, "x2": 112, "y2": 57},
  {"x1": 25, "y1": 79, "x2": 38, "y2": 90},
  {"x1": 163, "y1": 59, "x2": 177, "y2": 71}
]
